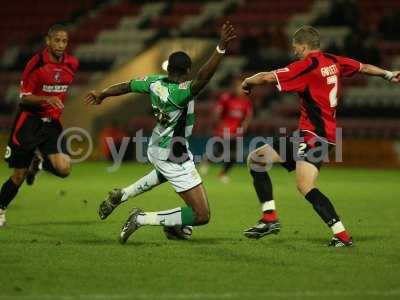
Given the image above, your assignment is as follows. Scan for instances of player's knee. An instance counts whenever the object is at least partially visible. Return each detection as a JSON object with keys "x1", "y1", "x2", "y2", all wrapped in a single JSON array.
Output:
[
  {"x1": 55, "y1": 164, "x2": 70, "y2": 178},
  {"x1": 247, "y1": 152, "x2": 263, "y2": 171},
  {"x1": 11, "y1": 170, "x2": 27, "y2": 186},
  {"x1": 296, "y1": 180, "x2": 313, "y2": 196}
]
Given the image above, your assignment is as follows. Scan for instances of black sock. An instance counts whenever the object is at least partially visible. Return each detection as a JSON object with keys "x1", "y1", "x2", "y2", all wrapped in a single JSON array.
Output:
[
  {"x1": 305, "y1": 188, "x2": 340, "y2": 226},
  {"x1": 42, "y1": 158, "x2": 65, "y2": 178},
  {"x1": 250, "y1": 170, "x2": 273, "y2": 204},
  {"x1": 0, "y1": 178, "x2": 20, "y2": 209}
]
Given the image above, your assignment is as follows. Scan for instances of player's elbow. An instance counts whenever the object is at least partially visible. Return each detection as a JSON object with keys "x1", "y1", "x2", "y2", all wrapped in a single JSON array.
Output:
[
  {"x1": 20, "y1": 94, "x2": 30, "y2": 103},
  {"x1": 359, "y1": 64, "x2": 368, "y2": 74}
]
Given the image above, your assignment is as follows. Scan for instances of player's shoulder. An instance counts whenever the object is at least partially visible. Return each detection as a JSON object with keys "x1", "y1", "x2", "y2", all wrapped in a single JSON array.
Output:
[
  {"x1": 64, "y1": 53, "x2": 79, "y2": 71},
  {"x1": 22, "y1": 52, "x2": 45, "y2": 77},
  {"x1": 24, "y1": 52, "x2": 44, "y2": 70},
  {"x1": 137, "y1": 74, "x2": 165, "y2": 82},
  {"x1": 280, "y1": 58, "x2": 312, "y2": 73},
  {"x1": 323, "y1": 52, "x2": 357, "y2": 64},
  {"x1": 321, "y1": 52, "x2": 340, "y2": 62}
]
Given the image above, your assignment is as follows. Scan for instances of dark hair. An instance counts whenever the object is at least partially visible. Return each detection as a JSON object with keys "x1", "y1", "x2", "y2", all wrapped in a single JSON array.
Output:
[
  {"x1": 167, "y1": 51, "x2": 192, "y2": 75},
  {"x1": 48, "y1": 24, "x2": 68, "y2": 36},
  {"x1": 293, "y1": 25, "x2": 320, "y2": 49}
]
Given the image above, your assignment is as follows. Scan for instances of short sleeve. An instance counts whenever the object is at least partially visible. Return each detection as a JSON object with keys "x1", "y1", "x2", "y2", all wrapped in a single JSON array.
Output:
[
  {"x1": 130, "y1": 76, "x2": 152, "y2": 93},
  {"x1": 336, "y1": 56, "x2": 362, "y2": 78},
  {"x1": 20, "y1": 71, "x2": 40, "y2": 99},
  {"x1": 272, "y1": 60, "x2": 311, "y2": 93},
  {"x1": 20, "y1": 54, "x2": 42, "y2": 98}
]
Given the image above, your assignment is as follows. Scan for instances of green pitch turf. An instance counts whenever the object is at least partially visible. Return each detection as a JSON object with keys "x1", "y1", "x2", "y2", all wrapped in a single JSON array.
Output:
[{"x1": 0, "y1": 162, "x2": 399, "y2": 300}]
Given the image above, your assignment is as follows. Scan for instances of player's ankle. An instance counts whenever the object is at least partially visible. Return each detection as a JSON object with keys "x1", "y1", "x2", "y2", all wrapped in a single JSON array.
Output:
[
  {"x1": 330, "y1": 221, "x2": 350, "y2": 241},
  {"x1": 334, "y1": 230, "x2": 351, "y2": 242}
]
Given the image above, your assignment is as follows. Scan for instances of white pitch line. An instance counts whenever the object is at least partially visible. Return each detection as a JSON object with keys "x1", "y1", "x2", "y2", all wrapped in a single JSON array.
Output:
[{"x1": 1, "y1": 290, "x2": 400, "y2": 300}]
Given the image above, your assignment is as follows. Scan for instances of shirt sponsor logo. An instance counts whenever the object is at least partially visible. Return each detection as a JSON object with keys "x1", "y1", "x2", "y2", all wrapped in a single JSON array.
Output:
[
  {"x1": 321, "y1": 64, "x2": 338, "y2": 77},
  {"x1": 179, "y1": 81, "x2": 190, "y2": 89},
  {"x1": 54, "y1": 71, "x2": 61, "y2": 82},
  {"x1": 42, "y1": 85, "x2": 69, "y2": 93}
]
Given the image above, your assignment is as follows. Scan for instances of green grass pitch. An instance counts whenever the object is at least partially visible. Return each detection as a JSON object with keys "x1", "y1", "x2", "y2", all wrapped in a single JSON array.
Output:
[{"x1": 0, "y1": 162, "x2": 399, "y2": 300}]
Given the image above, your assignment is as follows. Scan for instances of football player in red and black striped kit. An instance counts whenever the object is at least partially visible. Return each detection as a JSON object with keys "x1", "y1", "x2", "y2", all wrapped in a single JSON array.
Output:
[
  {"x1": 0, "y1": 24, "x2": 79, "y2": 226},
  {"x1": 241, "y1": 26, "x2": 399, "y2": 247}
]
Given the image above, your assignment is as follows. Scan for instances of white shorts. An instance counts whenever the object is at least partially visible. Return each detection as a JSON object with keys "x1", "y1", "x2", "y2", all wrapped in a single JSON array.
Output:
[{"x1": 148, "y1": 154, "x2": 202, "y2": 193}]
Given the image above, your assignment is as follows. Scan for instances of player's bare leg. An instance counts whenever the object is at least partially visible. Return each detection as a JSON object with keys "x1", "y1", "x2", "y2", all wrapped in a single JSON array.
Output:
[
  {"x1": 296, "y1": 161, "x2": 352, "y2": 247},
  {"x1": 0, "y1": 168, "x2": 28, "y2": 227},
  {"x1": 178, "y1": 184, "x2": 210, "y2": 225},
  {"x1": 119, "y1": 184, "x2": 209, "y2": 244},
  {"x1": 244, "y1": 144, "x2": 282, "y2": 238},
  {"x1": 99, "y1": 169, "x2": 166, "y2": 220}
]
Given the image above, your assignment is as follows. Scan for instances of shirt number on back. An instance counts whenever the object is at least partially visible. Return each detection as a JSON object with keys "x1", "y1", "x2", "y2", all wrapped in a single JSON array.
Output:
[{"x1": 327, "y1": 75, "x2": 338, "y2": 108}]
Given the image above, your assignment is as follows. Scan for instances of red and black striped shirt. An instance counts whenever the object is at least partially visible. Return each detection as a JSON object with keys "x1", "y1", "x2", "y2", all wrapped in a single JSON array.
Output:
[
  {"x1": 273, "y1": 51, "x2": 361, "y2": 144},
  {"x1": 19, "y1": 47, "x2": 79, "y2": 120}
]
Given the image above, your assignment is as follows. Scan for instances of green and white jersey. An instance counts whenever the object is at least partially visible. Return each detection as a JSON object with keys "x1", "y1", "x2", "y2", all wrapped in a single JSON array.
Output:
[{"x1": 130, "y1": 75, "x2": 195, "y2": 161}]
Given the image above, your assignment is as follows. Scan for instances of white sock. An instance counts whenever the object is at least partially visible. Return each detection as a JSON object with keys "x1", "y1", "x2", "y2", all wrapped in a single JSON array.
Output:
[
  {"x1": 137, "y1": 207, "x2": 182, "y2": 226},
  {"x1": 262, "y1": 200, "x2": 276, "y2": 212},
  {"x1": 331, "y1": 221, "x2": 346, "y2": 234},
  {"x1": 121, "y1": 170, "x2": 162, "y2": 201}
]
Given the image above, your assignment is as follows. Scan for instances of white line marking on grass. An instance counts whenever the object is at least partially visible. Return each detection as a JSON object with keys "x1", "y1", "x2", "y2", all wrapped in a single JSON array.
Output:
[{"x1": 1, "y1": 290, "x2": 400, "y2": 300}]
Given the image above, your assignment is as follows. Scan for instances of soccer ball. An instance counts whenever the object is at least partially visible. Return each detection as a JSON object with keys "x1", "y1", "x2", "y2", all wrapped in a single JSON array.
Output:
[{"x1": 163, "y1": 225, "x2": 193, "y2": 240}]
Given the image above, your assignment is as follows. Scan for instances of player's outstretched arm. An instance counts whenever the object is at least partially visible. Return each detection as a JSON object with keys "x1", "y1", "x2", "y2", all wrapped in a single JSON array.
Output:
[
  {"x1": 191, "y1": 21, "x2": 236, "y2": 96},
  {"x1": 241, "y1": 72, "x2": 277, "y2": 95},
  {"x1": 360, "y1": 64, "x2": 400, "y2": 82},
  {"x1": 84, "y1": 81, "x2": 131, "y2": 105}
]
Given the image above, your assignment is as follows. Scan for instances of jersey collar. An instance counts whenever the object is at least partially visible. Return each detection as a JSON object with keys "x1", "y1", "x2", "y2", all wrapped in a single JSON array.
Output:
[
  {"x1": 305, "y1": 50, "x2": 322, "y2": 59},
  {"x1": 42, "y1": 47, "x2": 65, "y2": 64}
]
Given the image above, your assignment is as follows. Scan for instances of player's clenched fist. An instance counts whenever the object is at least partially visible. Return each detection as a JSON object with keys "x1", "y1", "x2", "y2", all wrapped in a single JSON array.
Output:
[
  {"x1": 45, "y1": 96, "x2": 64, "y2": 109},
  {"x1": 84, "y1": 91, "x2": 102, "y2": 105}
]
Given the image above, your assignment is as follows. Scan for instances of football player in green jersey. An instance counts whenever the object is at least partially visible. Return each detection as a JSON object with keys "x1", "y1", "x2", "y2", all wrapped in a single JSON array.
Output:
[{"x1": 84, "y1": 22, "x2": 236, "y2": 243}]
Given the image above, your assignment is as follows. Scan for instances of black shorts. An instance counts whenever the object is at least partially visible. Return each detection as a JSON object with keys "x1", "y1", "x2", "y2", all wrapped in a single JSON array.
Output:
[
  {"x1": 4, "y1": 111, "x2": 67, "y2": 169},
  {"x1": 271, "y1": 131, "x2": 333, "y2": 172}
]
